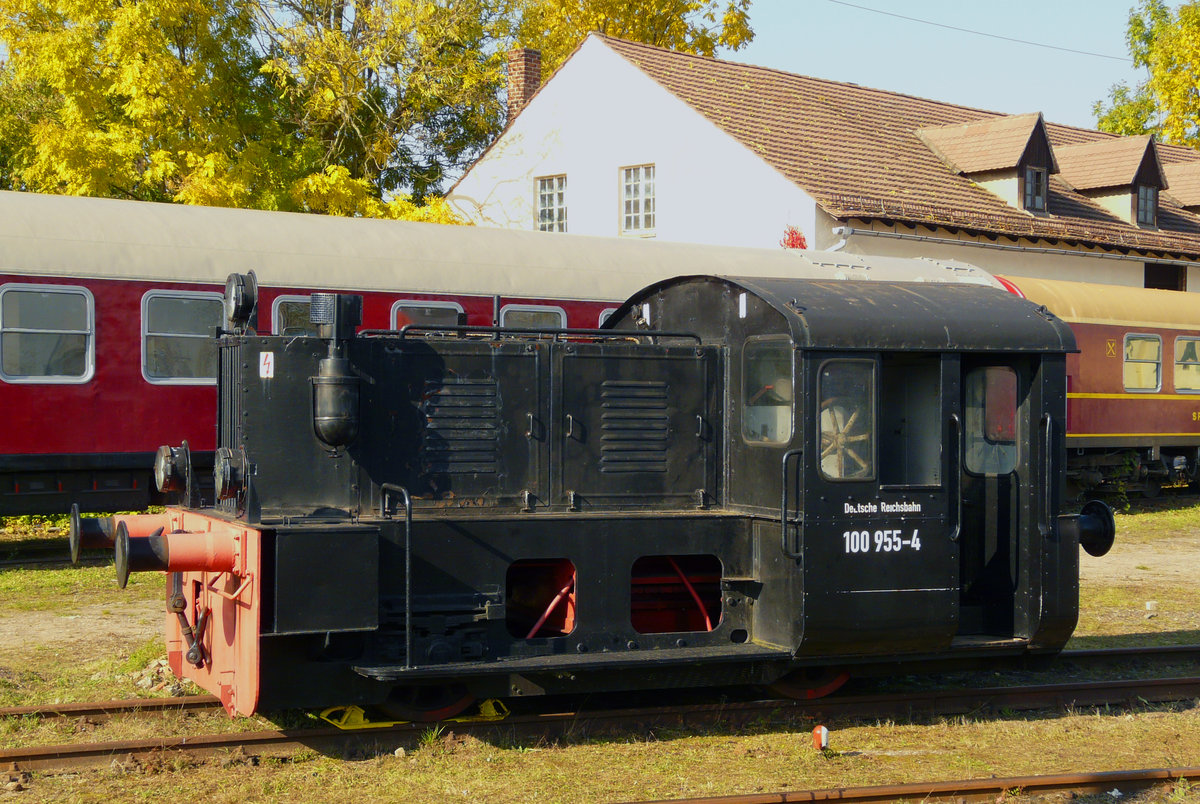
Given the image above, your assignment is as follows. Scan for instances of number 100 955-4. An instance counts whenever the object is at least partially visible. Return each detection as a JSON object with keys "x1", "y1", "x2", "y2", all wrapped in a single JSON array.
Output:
[{"x1": 843, "y1": 529, "x2": 921, "y2": 554}]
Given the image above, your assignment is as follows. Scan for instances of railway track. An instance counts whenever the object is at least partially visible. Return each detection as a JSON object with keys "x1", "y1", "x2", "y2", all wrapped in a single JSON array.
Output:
[
  {"x1": 637, "y1": 767, "x2": 1200, "y2": 803},
  {"x1": 4, "y1": 673, "x2": 1199, "y2": 773}
]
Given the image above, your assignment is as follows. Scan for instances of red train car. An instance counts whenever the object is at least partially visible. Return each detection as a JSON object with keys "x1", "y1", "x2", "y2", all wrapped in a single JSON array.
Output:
[
  {"x1": 2, "y1": 191, "x2": 1002, "y2": 514},
  {"x1": 1000, "y1": 275, "x2": 1200, "y2": 495}
]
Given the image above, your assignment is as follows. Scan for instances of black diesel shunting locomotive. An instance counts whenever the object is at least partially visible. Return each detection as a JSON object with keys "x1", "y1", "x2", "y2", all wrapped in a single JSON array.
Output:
[{"x1": 79, "y1": 271, "x2": 1114, "y2": 717}]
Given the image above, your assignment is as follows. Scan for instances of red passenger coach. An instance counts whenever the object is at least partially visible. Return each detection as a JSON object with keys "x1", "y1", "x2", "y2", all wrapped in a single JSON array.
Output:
[
  {"x1": 0, "y1": 192, "x2": 626, "y2": 514},
  {"x1": 3, "y1": 191, "x2": 1005, "y2": 515},
  {"x1": 1001, "y1": 276, "x2": 1200, "y2": 494}
]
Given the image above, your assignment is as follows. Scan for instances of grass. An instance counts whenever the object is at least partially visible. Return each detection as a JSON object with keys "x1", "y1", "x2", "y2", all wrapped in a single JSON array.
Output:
[
  {"x1": 2, "y1": 501, "x2": 1200, "y2": 801},
  {"x1": 0, "y1": 563, "x2": 159, "y2": 611}
]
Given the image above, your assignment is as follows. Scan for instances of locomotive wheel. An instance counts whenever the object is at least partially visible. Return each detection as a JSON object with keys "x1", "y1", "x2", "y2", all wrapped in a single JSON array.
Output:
[
  {"x1": 766, "y1": 667, "x2": 850, "y2": 700},
  {"x1": 819, "y1": 397, "x2": 870, "y2": 478},
  {"x1": 376, "y1": 684, "x2": 476, "y2": 722}
]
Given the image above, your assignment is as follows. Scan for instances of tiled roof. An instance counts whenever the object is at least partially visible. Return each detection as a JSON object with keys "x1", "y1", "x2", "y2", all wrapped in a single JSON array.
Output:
[
  {"x1": 598, "y1": 35, "x2": 1200, "y2": 259},
  {"x1": 1056, "y1": 136, "x2": 1164, "y2": 191},
  {"x1": 1164, "y1": 161, "x2": 1200, "y2": 207},
  {"x1": 916, "y1": 114, "x2": 1048, "y2": 175}
]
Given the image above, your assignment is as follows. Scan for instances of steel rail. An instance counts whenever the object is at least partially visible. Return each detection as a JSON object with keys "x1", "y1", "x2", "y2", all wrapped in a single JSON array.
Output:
[
  {"x1": 634, "y1": 767, "x2": 1200, "y2": 804},
  {"x1": 2, "y1": 644, "x2": 1196, "y2": 724},
  {"x1": 4, "y1": 676, "x2": 1200, "y2": 773},
  {"x1": 0, "y1": 695, "x2": 220, "y2": 721}
]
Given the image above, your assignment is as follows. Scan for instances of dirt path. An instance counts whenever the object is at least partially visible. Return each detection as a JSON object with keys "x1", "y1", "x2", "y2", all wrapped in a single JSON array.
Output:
[
  {"x1": 1079, "y1": 532, "x2": 1200, "y2": 588},
  {"x1": 0, "y1": 597, "x2": 161, "y2": 663}
]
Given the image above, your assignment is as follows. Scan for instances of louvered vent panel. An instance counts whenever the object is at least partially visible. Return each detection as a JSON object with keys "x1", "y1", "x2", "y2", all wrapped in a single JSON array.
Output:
[
  {"x1": 600, "y1": 381, "x2": 668, "y2": 473},
  {"x1": 421, "y1": 378, "x2": 500, "y2": 474}
]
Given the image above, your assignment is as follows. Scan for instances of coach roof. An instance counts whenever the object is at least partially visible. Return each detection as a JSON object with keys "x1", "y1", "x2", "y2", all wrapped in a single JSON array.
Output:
[{"x1": 0, "y1": 191, "x2": 1003, "y2": 303}]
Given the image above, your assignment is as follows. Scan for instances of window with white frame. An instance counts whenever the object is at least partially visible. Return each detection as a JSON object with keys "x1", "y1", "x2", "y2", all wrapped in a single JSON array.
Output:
[
  {"x1": 1176, "y1": 337, "x2": 1200, "y2": 392},
  {"x1": 536, "y1": 175, "x2": 567, "y2": 232},
  {"x1": 272, "y1": 295, "x2": 318, "y2": 335},
  {"x1": 621, "y1": 164, "x2": 655, "y2": 235},
  {"x1": 142, "y1": 290, "x2": 223, "y2": 384},
  {"x1": 391, "y1": 300, "x2": 464, "y2": 329},
  {"x1": 0, "y1": 284, "x2": 94, "y2": 383},
  {"x1": 500, "y1": 304, "x2": 566, "y2": 329},
  {"x1": 1123, "y1": 333, "x2": 1162, "y2": 392}
]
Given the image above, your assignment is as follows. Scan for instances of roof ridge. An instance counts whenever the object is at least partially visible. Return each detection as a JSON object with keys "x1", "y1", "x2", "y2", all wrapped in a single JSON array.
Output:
[{"x1": 595, "y1": 32, "x2": 1005, "y2": 119}]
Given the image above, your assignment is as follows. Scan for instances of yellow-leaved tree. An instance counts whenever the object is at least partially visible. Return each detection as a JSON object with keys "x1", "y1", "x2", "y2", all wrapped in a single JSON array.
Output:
[
  {"x1": 0, "y1": 0, "x2": 296, "y2": 206},
  {"x1": 256, "y1": 0, "x2": 512, "y2": 209},
  {"x1": 515, "y1": 0, "x2": 753, "y2": 74},
  {"x1": 0, "y1": 0, "x2": 754, "y2": 218},
  {"x1": 1095, "y1": 0, "x2": 1200, "y2": 145}
]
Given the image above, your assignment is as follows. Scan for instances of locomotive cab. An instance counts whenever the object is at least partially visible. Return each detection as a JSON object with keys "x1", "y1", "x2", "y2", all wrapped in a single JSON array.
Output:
[{"x1": 608, "y1": 276, "x2": 1085, "y2": 658}]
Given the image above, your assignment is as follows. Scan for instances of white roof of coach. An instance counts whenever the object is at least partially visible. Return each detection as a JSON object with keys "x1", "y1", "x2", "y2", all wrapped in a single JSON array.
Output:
[{"x1": 0, "y1": 191, "x2": 1001, "y2": 300}]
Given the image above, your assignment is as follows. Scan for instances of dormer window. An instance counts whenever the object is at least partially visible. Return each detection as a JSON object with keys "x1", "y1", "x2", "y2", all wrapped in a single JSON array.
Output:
[
  {"x1": 1137, "y1": 183, "x2": 1158, "y2": 227},
  {"x1": 1023, "y1": 166, "x2": 1047, "y2": 212}
]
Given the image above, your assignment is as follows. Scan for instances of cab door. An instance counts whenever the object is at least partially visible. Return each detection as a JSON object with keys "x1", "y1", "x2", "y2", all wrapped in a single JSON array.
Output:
[{"x1": 795, "y1": 352, "x2": 959, "y2": 656}]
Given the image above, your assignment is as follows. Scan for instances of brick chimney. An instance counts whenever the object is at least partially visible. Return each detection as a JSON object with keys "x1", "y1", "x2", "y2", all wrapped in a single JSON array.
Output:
[{"x1": 507, "y1": 48, "x2": 542, "y2": 121}]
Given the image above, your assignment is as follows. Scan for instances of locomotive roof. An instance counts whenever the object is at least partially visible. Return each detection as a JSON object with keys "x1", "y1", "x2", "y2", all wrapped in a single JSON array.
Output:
[
  {"x1": 0, "y1": 191, "x2": 1003, "y2": 300},
  {"x1": 1003, "y1": 274, "x2": 1200, "y2": 330},
  {"x1": 616, "y1": 275, "x2": 1076, "y2": 352}
]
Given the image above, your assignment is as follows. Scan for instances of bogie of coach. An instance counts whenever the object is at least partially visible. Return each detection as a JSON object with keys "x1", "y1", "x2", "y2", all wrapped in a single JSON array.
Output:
[{"x1": 94, "y1": 272, "x2": 1114, "y2": 717}]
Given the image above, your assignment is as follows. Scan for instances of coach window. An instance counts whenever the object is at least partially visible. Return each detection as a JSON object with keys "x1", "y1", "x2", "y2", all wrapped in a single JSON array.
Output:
[
  {"x1": 142, "y1": 290, "x2": 223, "y2": 384},
  {"x1": 743, "y1": 338, "x2": 794, "y2": 444},
  {"x1": 818, "y1": 360, "x2": 874, "y2": 480},
  {"x1": 272, "y1": 295, "x2": 317, "y2": 335},
  {"x1": 964, "y1": 366, "x2": 1018, "y2": 475},
  {"x1": 1124, "y1": 334, "x2": 1162, "y2": 392},
  {"x1": 0, "y1": 284, "x2": 94, "y2": 384},
  {"x1": 1176, "y1": 338, "x2": 1200, "y2": 392},
  {"x1": 500, "y1": 304, "x2": 567, "y2": 329},
  {"x1": 598, "y1": 307, "x2": 619, "y2": 327},
  {"x1": 392, "y1": 300, "x2": 464, "y2": 330}
]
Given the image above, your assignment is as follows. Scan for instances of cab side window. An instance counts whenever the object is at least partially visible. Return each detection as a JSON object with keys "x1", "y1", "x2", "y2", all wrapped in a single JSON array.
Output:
[
  {"x1": 964, "y1": 366, "x2": 1018, "y2": 475},
  {"x1": 818, "y1": 360, "x2": 874, "y2": 480},
  {"x1": 742, "y1": 338, "x2": 794, "y2": 444}
]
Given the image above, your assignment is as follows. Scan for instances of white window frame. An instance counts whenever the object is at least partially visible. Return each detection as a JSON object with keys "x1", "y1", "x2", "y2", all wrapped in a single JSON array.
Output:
[
  {"x1": 390, "y1": 299, "x2": 466, "y2": 330},
  {"x1": 536, "y1": 174, "x2": 567, "y2": 233},
  {"x1": 141, "y1": 289, "x2": 223, "y2": 386},
  {"x1": 1123, "y1": 332, "x2": 1163, "y2": 393},
  {"x1": 1175, "y1": 336, "x2": 1200, "y2": 394},
  {"x1": 0, "y1": 283, "x2": 95, "y2": 384},
  {"x1": 271, "y1": 294, "x2": 314, "y2": 335},
  {"x1": 499, "y1": 303, "x2": 567, "y2": 329},
  {"x1": 620, "y1": 164, "x2": 656, "y2": 237},
  {"x1": 598, "y1": 307, "x2": 619, "y2": 327}
]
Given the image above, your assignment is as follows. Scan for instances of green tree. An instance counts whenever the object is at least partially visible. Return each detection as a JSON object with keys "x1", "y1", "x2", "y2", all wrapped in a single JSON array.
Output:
[
  {"x1": 515, "y1": 0, "x2": 753, "y2": 75},
  {"x1": 1094, "y1": 0, "x2": 1200, "y2": 146}
]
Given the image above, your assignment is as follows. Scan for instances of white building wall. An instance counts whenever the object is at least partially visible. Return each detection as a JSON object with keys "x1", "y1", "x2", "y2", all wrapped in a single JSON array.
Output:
[
  {"x1": 820, "y1": 212, "x2": 1160, "y2": 287},
  {"x1": 449, "y1": 36, "x2": 819, "y2": 250}
]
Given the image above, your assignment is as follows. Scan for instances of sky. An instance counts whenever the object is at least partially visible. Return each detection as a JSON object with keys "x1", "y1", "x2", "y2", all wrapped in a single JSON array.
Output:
[{"x1": 725, "y1": 0, "x2": 1144, "y2": 131}]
